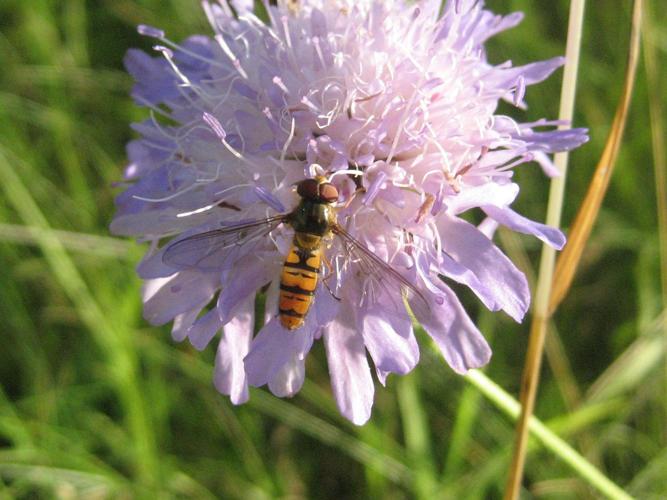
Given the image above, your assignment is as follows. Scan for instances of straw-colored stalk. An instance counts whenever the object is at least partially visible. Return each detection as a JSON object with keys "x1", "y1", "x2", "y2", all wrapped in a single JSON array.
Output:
[
  {"x1": 549, "y1": 2, "x2": 643, "y2": 314},
  {"x1": 503, "y1": 1, "x2": 586, "y2": 496},
  {"x1": 505, "y1": 0, "x2": 643, "y2": 500},
  {"x1": 505, "y1": 1, "x2": 643, "y2": 498}
]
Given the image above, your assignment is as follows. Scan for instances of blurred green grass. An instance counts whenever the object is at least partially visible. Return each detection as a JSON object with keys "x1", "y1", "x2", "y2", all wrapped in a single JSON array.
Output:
[{"x1": 0, "y1": 0, "x2": 665, "y2": 498}]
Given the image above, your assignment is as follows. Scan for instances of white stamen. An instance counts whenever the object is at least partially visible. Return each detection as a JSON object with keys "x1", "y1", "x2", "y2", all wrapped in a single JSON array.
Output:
[
  {"x1": 176, "y1": 203, "x2": 218, "y2": 218},
  {"x1": 280, "y1": 117, "x2": 296, "y2": 164},
  {"x1": 214, "y1": 34, "x2": 248, "y2": 79},
  {"x1": 272, "y1": 76, "x2": 289, "y2": 94}
]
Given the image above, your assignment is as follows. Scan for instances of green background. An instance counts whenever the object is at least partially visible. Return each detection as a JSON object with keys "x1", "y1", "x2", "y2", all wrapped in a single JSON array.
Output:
[{"x1": 0, "y1": 1, "x2": 665, "y2": 498}]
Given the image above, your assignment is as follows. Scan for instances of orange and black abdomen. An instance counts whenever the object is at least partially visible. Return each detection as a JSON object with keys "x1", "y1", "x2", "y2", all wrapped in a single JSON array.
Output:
[{"x1": 279, "y1": 239, "x2": 321, "y2": 330}]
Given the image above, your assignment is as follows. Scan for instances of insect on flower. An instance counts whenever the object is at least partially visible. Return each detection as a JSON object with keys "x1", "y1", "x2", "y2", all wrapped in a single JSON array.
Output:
[
  {"x1": 113, "y1": 0, "x2": 589, "y2": 424},
  {"x1": 162, "y1": 175, "x2": 429, "y2": 330}
]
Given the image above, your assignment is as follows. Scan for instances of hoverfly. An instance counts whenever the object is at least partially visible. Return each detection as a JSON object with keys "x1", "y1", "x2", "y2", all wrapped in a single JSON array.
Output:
[{"x1": 163, "y1": 176, "x2": 428, "y2": 330}]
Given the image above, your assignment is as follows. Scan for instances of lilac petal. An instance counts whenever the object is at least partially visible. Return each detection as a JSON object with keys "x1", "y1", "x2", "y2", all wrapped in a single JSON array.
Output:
[
  {"x1": 477, "y1": 217, "x2": 499, "y2": 240},
  {"x1": 493, "y1": 57, "x2": 564, "y2": 90},
  {"x1": 483, "y1": 205, "x2": 566, "y2": 250},
  {"x1": 518, "y1": 128, "x2": 590, "y2": 153},
  {"x1": 310, "y1": 8, "x2": 328, "y2": 37},
  {"x1": 314, "y1": 281, "x2": 341, "y2": 326},
  {"x1": 215, "y1": 293, "x2": 254, "y2": 404},
  {"x1": 412, "y1": 283, "x2": 491, "y2": 374},
  {"x1": 230, "y1": 0, "x2": 253, "y2": 14},
  {"x1": 437, "y1": 215, "x2": 529, "y2": 322},
  {"x1": 472, "y1": 12, "x2": 524, "y2": 45},
  {"x1": 268, "y1": 354, "x2": 305, "y2": 397},
  {"x1": 187, "y1": 307, "x2": 222, "y2": 351},
  {"x1": 218, "y1": 255, "x2": 275, "y2": 323},
  {"x1": 123, "y1": 49, "x2": 177, "y2": 105},
  {"x1": 125, "y1": 139, "x2": 171, "y2": 180},
  {"x1": 233, "y1": 81, "x2": 259, "y2": 100},
  {"x1": 137, "y1": 247, "x2": 179, "y2": 279},
  {"x1": 177, "y1": 36, "x2": 215, "y2": 73},
  {"x1": 171, "y1": 303, "x2": 207, "y2": 342},
  {"x1": 532, "y1": 151, "x2": 561, "y2": 178},
  {"x1": 324, "y1": 305, "x2": 374, "y2": 425},
  {"x1": 375, "y1": 369, "x2": 389, "y2": 387},
  {"x1": 446, "y1": 182, "x2": 518, "y2": 214},
  {"x1": 142, "y1": 271, "x2": 218, "y2": 326},
  {"x1": 439, "y1": 252, "x2": 498, "y2": 312},
  {"x1": 362, "y1": 171, "x2": 387, "y2": 206},
  {"x1": 244, "y1": 317, "x2": 315, "y2": 387},
  {"x1": 359, "y1": 292, "x2": 419, "y2": 375}
]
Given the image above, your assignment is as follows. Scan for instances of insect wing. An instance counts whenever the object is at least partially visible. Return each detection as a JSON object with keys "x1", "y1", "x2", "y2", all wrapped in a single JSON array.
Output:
[
  {"x1": 332, "y1": 225, "x2": 430, "y2": 319},
  {"x1": 163, "y1": 214, "x2": 287, "y2": 271}
]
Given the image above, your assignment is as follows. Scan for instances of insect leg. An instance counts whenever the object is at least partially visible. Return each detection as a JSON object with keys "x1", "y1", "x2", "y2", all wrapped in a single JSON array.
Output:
[{"x1": 321, "y1": 254, "x2": 341, "y2": 301}]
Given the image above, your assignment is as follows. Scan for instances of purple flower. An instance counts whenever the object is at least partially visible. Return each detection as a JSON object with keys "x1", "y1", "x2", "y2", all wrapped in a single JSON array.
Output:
[{"x1": 112, "y1": 0, "x2": 587, "y2": 425}]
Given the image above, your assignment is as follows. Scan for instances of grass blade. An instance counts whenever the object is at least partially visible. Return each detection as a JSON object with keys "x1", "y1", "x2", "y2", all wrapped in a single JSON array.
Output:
[
  {"x1": 464, "y1": 369, "x2": 632, "y2": 500},
  {"x1": 641, "y1": 0, "x2": 667, "y2": 441},
  {"x1": 0, "y1": 223, "x2": 134, "y2": 258},
  {"x1": 0, "y1": 148, "x2": 158, "y2": 487},
  {"x1": 397, "y1": 371, "x2": 437, "y2": 498}
]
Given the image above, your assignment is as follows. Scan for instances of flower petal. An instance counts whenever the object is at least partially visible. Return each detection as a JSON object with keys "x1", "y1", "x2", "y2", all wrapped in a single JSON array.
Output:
[
  {"x1": 214, "y1": 293, "x2": 254, "y2": 404},
  {"x1": 413, "y1": 283, "x2": 491, "y2": 374},
  {"x1": 483, "y1": 205, "x2": 566, "y2": 249},
  {"x1": 142, "y1": 271, "x2": 218, "y2": 326},
  {"x1": 438, "y1": 252, "x2": 498, "y2": 312},
  {"x1": 477, "y1": 217, "x2": 499, "y2": 240},
  {"x1": 218, "y1": 254, "x2": 275, "y2": 324},
  {"x1": 187, "y1": 307, "x2": 222, "y2": 351},
  {"x1": 268, "y1": 354, "x2": 305, "y2": 397},
  {"x1": 437, "y1": 214, "x2": 530, "y2": 322},
  {"x1": 359, "y1": 288, "x2": 419, "y2": 375},
  {"x1": 171, "y1": 302, "x2": 208, "y2": 342},
  {"x1": 446, "y1": 182, "x2": 519, "y2": 215},
  {"x1": 244, "y1": 316, "x2": 315, "y2": 387},
  {"x1": 324, "y1": 304, "x2": 374, "y2": 425}
]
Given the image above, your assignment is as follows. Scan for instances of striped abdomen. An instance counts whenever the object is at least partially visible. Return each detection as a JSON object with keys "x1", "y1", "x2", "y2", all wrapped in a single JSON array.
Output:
[{"x1": 279, "y1": 236, "x2": 322, "y2": 330}]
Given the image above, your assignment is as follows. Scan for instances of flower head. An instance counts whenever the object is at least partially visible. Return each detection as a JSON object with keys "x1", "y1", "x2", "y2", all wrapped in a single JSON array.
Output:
[{"x1": 112, "y1": 0, "x2": 588, "y2": 424}]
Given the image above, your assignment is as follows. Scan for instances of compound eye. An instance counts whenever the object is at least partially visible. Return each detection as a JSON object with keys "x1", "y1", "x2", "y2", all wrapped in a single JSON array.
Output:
[
  {"x1": 319, "y1": 183, "x2": 339, "y2": 203},
  {"x1": 297, "y1": 178, "x2": 320, "y2": 200}
]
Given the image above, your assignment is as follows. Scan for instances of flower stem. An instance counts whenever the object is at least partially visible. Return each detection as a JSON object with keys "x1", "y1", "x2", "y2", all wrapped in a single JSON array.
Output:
[{"x1": 503, "y1": 1, "x2": 587, "y2": 498}]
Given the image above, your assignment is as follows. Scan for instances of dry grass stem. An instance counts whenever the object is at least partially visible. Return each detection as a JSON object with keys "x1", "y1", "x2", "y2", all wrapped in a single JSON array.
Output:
[
  {"x1": 505, "y1": 2, "x2": 644, "y2": 498},
  {"x1": 549, "y1": 1, "x2": 643, "y2": 314},
  {"x1": 503, "y1": 1, "x2": 587, "y2": 497}
]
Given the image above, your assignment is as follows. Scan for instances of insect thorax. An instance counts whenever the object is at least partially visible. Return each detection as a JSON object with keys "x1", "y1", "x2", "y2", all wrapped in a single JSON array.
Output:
[{"x1": 291, "y1": 199, "x2": 335, "y2": 241}]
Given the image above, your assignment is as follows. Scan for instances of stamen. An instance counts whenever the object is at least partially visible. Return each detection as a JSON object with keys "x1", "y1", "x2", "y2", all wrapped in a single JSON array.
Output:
[
  {"x1": 132, "y1": 181, "x2": 198, "y2": 203},
  {"x1": 254, "y1": 186, "x2": 286, "y2": 213},
  {"x1": 176, "y1": 203, "x2": 218, "y2": 218},
  {"x1": 312, "y1": 36, "x2": 327, "y2": 68},
  {"x1": 137, "y1": 24, "x2": 165, "y2": 38},
  {"x1": 513, "y1": 75, "x2": 526, "y2": 106},
  {"x1": 201, "y1": 113, "x2": 265, "y2": 171},
  {"x1": 415, "y1": 193, "x2": 435, "y2": 224},
  {"x1": 214, "y1": 34, "x2": 248, "y2": 79},
  {"x1": 280, "y1": 117, "x2": 296, "y2": 164},
  {"x1": 202, "y1": 112, "x2": 227, "y2": 140},
  {"x1": 362, "y1": 171, "x2": 387, "y2": 206},
  {"x1": 328, "y1": 168, "x2": 363, "y2": 180},
  {"x1": 272, "y1": 76, "x2": 289, "y2": 94}
]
